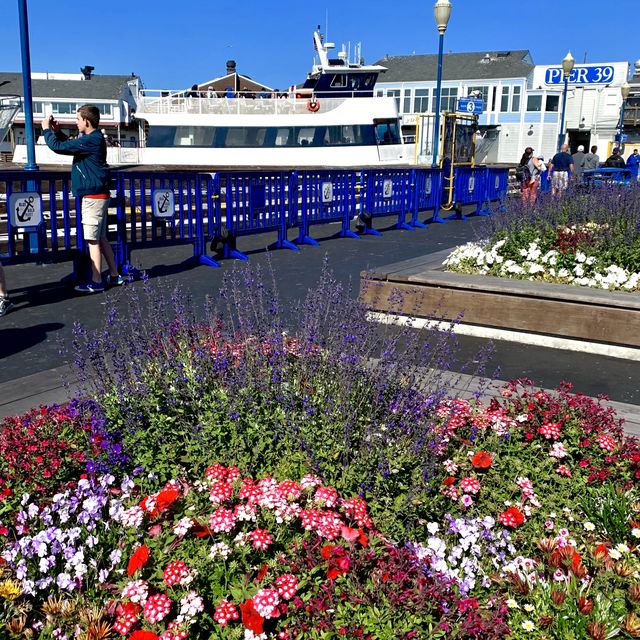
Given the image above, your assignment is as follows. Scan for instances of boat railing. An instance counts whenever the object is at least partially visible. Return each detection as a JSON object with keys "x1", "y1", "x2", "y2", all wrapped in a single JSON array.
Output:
[{"x1": 135, "y1": 90, "x2": 367, "y2": 116}]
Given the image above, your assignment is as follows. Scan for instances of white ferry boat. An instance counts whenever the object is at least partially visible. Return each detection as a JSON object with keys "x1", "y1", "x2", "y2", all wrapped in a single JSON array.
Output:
[{"x1": 16, "y1": 32, "x2": 409, "y2": 168}]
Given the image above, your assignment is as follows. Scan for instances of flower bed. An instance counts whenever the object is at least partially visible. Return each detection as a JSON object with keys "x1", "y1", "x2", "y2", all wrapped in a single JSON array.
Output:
[
  {"x1": 444, "y1": 223, "x2": 640, "y2": 291},
  {"x1": 444, "y1": 186, "x2": 640, "y2": 292},
  {"x1": 2, "y1": 270, "x2": 640, "y2": 638}
]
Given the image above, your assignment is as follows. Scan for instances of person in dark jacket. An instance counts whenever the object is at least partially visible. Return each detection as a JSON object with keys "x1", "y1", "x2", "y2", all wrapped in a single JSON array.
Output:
[
  {"x1": 604, "y1": 148, "x2": 626, "y2": 169},
  {"x1": 42, "y1": 105, "x2": 124, "y2": 293}
]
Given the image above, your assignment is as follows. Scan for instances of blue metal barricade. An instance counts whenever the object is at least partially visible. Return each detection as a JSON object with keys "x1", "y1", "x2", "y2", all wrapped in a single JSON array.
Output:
[
  {"x1": 411, "y1": 168, "x2": 443, "y2": 228},
  {"x1": 0, "y1": 170, "x2": 89, "y2": 281},
  {"x1": 296, "y1": 170, "x2": 358, "y2": 245},
  {"x1": 359, "y1": 168, "x2": 414, "y2": 235},
  {"x1": 114, "y1": 170, "x2": 218, "y2": 273},
  {"x1": 207, "y1": 171, "x2": 297, "y2": 261},
  {"x1": 481, "y1": 167, "x2": 509, "y2": 214},
  {"x1": 451, "y1": 166, "x2": 488, "y2": 218},
  {"x1": 583, "y1": 168, "x2": 633, "y2": 187}
]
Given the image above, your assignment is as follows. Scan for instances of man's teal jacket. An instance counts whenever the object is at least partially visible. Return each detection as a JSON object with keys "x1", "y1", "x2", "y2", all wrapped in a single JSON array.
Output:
[{"x1": 43, "y1": 129, "x2": 110, "y2": 197}]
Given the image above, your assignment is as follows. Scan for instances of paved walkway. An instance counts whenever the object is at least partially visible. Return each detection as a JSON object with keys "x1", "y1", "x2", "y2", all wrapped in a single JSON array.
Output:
[{"x1": 2, "y1": 213, "x2": 639, "y2": 428}]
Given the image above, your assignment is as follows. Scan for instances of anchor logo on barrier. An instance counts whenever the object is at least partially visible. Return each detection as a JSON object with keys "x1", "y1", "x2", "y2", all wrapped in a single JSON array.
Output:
[
  {"x1": 323, "y1": 184, "x2": 332, "y2": 201},
  {"x1": 16, "y1": 196, "x2": 36, "y2": 223},
  {"x1": 157, "y1": 192, "x2": 171, "y2": 214}
]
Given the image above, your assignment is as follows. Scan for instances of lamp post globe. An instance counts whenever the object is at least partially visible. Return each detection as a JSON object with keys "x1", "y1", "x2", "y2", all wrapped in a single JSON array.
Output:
[
  {"x1": 434, "y1": 0, "x2": 452, "y2": 34},
  {"x1": 432, "y1": 0, "x2": 452, "y2": 166},
  {"x1": 562, "y1": 51, "x2": 575, "y2": 78},
  {"x1": 621, "y1": 82, "x2": 631, "y2": 100}
]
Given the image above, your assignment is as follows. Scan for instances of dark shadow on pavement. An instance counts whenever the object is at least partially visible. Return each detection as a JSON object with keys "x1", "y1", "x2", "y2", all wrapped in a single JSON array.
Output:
[{"x1": 0, "y1": 322, "x2": 65, "y2": 359}]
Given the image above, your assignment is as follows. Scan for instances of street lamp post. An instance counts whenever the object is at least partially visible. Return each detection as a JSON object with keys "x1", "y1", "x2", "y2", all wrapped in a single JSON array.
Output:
[
  {"x1": 619, "y1": 81, "x2": 631, "y2": 149},
  {"x1": 556, "y1": 51, "x2": 575, "y2": 153},
  {"x1": 17, "y1": 0, "x2": 39, "y2": 171},
  {"x1": 432, "y1": 0, "x2": 452, "y2": 167}
]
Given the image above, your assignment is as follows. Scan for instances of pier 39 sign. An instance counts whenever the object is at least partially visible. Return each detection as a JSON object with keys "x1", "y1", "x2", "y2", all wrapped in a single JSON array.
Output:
[{"x1": 545, "y1": 65, "x2": 614, "y2": 85}]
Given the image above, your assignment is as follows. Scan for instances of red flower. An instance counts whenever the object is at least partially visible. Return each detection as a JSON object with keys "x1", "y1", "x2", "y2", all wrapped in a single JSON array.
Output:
[
  {"x1": 129, "y1": 631, "x2": 159, "y2": 640},
  {"x1": 127, "y1": 545, "x2": 150, "y2": 577},
  {"x1": 156, "y1": 486, "x2": 179, "y2": 511},
  {"x1": 442, "y1": 476, "x2": 457, "y2": 486},
  {"x1": 470, "y1": 451, "x2": 492, "y2": 469},
  {"x1": 498, "y1": 506, "x2": 525, "y2": 528},
  {"x1": 321, "y1": 545, "x2": 336, "y2": 560},
  {"x1": 240, "y1": 599, "x2": 265, "y2": 634},
  {"x1": 191, "y1": 520, "x2": 213, "y2": 537}
]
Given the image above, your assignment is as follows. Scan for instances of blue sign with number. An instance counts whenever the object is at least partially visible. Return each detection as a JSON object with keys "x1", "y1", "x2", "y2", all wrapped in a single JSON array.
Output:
[
  {"x1": 456, "y1": 98, "x2": 484, "y2": 115},
  {"x1": 544, "y1": 65, "x2": 615, "y2": 85}
]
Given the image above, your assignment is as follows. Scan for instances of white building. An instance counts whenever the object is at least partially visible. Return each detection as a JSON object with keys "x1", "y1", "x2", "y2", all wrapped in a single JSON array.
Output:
[
  {"x1": 374, "y1": 50, "x2": 630, "y2": 164},
  {"x1": 0, "y1": 68, "x2": 139, "y2": 162}
]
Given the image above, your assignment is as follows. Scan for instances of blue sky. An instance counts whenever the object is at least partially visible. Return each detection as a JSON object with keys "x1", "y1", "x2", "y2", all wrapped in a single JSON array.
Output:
[{"x1": 1, "y1": 1, "x2": 638, "y2": 90}]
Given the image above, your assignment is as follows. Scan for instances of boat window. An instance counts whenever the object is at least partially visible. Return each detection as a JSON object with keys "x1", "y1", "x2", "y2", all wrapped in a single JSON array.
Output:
[
  {"x1": 172, "y1": 126, "x2": 215, "y2": 146},
  {"x1": 145, "y1": 125, "x2": 379, "y2": 148},
  {"x1": 146, "y1": 126, "x2": 176, "y2": 147},
  {"x1": 274, "y1": 127, "x2": 294, "y2": 146},
  {"x1": 364, "y1": 75, "x2": 375, "y2": 88},
  {"x1": 297, "y1": 127, "x2": 315, "y2": 146},
  {"x1": 374, "y1": 120, "x2": 401, "y2": 145},
  {"x1": 330, "y1": 74, "x2": 347, "y2": 88},
  {"x1": 224, "y1": 127, "x2": 267, "y2": 147}
]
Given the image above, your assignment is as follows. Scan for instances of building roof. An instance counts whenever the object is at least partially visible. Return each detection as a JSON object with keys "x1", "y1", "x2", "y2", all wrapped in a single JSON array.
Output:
[
  {"x1": 0, "y1": 72, "x2": 137, "y2": 100},
  {"x1": 373, "y1": 50, "x2": 534, "y2": 83},
  {"x1": 197, "y1": 72, "x2": 273, "y2": 94}
]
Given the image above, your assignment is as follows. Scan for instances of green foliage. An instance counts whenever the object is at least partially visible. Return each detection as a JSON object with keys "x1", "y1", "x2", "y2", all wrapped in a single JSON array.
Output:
[{"x1": 579, "y1": 483, "x2": 639, "y2": 544}]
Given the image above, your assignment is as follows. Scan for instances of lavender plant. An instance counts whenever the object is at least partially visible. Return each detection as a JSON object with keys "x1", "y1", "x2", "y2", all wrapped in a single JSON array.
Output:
[{"x1": 70, "y1": 259, "x2": 489, "y2": 538}]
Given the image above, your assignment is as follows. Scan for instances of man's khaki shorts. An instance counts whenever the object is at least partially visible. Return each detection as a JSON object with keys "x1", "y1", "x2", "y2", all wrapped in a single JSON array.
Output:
[
  {"x1": 81, "y1": 197, "x2": 109, "y2": 241},
  {"x1": 552, "y1": 171, "x2": 569, "y2": 191}
]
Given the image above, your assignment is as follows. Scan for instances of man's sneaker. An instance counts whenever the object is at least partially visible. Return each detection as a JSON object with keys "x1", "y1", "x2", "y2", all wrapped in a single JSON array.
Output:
[
  {"x1": 108, "y1": 274, "x2": 126, "y2": 286},
  {"x1": 75, "y1": 281, "x2": 105, "y2": 294},
  {"x1": 0, "y1": 297, "x2": 14, "y2": 317}
]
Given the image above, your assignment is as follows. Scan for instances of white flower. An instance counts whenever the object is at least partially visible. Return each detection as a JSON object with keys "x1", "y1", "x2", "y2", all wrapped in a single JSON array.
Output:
[
  {"x1": 609, "y1": 549, "x2": 622, "y2": 560},
  {"x1": 632, "y1": 528, "x2": 640, "y2": 539},
  {"x1": 427, "y1": 522, "x2": 440, "y2": 535},
  {"x1": 521, "y1": 620, "x2": 536, "y2": 632},
  {"x1": 524, "y1": 604, "x2": 535, "y2": 612},
  {"x1": 506, "y1": 598, "x2": 519, "y2": 609},
  {"x1": 583, "y1": 522, "x2": 595, "y2": 532},
  {"x1": 615, "y1": 543, "x2": 630, "y2": 554}
]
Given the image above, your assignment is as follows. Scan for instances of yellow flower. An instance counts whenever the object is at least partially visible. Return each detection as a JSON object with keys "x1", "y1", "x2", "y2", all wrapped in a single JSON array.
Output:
[{"x1": 0, "y1": 579, "x2": 22, "y2": 601}]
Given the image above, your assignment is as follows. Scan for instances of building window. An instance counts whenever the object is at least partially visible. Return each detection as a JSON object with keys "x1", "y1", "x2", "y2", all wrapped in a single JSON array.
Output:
[
  {"x1": 413, "y1": 88, "x2": 430, "y2": 113},
  {"x1": 95, "y1": 103, "x2": 113, "y2": 116},
  {"x1": 403, "y1": 89, "x2": 412, "y2": 114},
  {"x1": 526, "y1": 95, "x2": 542, "y2": 112},
  {"x1": 386, "y1": 89, "x2": 401, "y2": 111},
  {"x1": 32, "y1": 101, "x2": 44, "y2": 115},
  {"x1": 440, "y1": 87, "x2": 458, "y2": 112},
  {"x1": 468, "y1": 85, "x2": 488, "y2": 102},
  {"x1": 500, "y1": 87, "x2": 510, "y2": 112},
  {"x1": 51, "y1": 102, "x2": 76, "y2": 114},
  {"x1": 511, "y1": 86, "x2": 521, "y2": 112},
  {"x1": 545, "y1": 95, "x2": 560, "y2": 112}
]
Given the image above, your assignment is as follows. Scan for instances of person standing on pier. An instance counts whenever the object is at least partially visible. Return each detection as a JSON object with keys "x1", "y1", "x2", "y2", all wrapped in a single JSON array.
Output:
[
  {"x1": 41, "y1": 105, "x2": 124, "y2": 293},
  {"x1": 0, "y1": 265, "x2": 13, "y2": 316},
  {"x1": 547, "y1": 144, "x2": 574, "y2": 196}
]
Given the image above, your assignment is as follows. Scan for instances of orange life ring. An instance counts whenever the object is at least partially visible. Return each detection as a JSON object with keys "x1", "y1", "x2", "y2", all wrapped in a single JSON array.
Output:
[{"x1": 307, "y1": 98, "x2": 320, "y2": 112}]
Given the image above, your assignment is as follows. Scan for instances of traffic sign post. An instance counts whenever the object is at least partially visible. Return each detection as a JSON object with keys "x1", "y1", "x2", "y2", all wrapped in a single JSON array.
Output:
[{"x1": 456, "y1": 98, "x2": 484, "y2": 115}]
